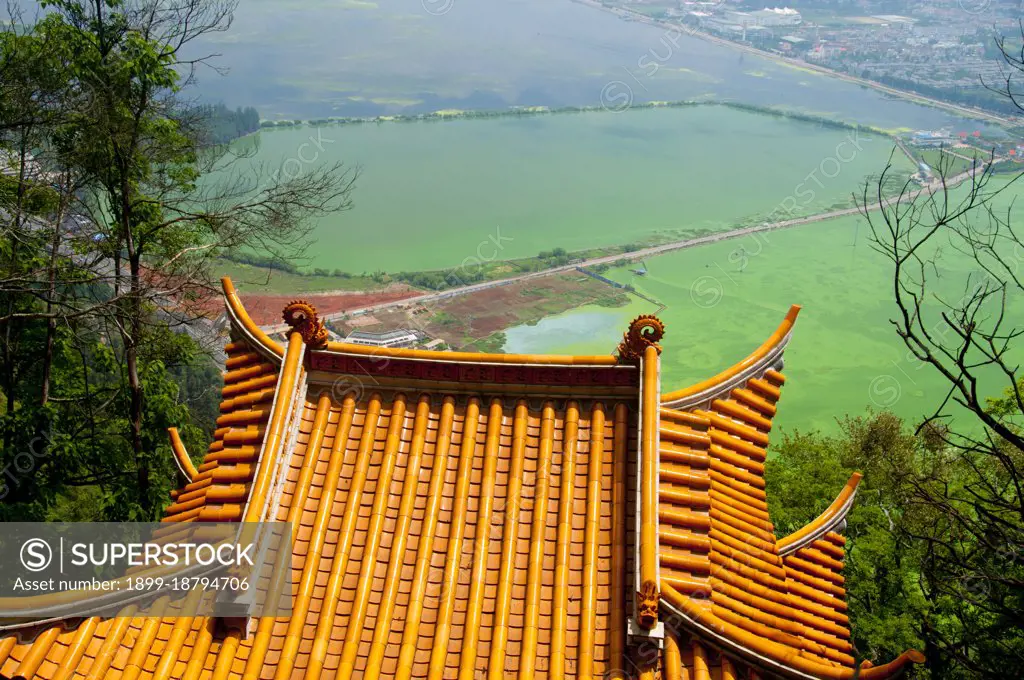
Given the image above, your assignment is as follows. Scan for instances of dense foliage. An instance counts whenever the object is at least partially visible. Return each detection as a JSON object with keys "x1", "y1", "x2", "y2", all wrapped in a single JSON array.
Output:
[
  {"x1": 767, "y1": 395, "x2": 1024, "y2": 679},
  {"x1": 197, "y1": 103, "x2": 261, "y2": 145},
  {"x1": 0, "y1": 0, "x2": 353, "y2": 521}
]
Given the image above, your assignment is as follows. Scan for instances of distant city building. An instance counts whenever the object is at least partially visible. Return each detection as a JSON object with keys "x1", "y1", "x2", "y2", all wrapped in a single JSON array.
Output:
[
  {"x1": 721, "y1": 10, "x2": 754, "y2": 26},
  {"x1": 345, "y1": 329, "x2": 419, "y2": 349},
  {"x1": 871, "y1": 15, "x2": 917, "y2": 29},
  {"x1": 910, "y1": 130, "x2": 954, "y2": 147},
  {"x1": 700, "y1": 16, "x2": 747, "y2": 37},
  {"x1": 750, "y1": 7, "x2": 802, "y2": 27},
  {"x1": 779, "y1": 35, "x2": 807, "y2": 51},
  {"x1": 718, "y1": 7, "x2": 800, "y2": 31}
]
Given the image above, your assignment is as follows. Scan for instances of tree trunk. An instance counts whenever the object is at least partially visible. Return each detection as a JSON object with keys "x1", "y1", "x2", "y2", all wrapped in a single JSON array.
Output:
[
  {"x1": 40, "y1": 178, "x2": 69, "y2": 407},
  {"x1": 125, "y1": 213, "x2": 149, "y2": 516},
  {"x1": 922, "y1": 618, "x2": 944, "y2": 679},
  {"x1": 2, "y1": 133, "x2": 31, "y2": 452},
  {"x1": 126, "y1": 331, "x2": 147, "y2": 513}
]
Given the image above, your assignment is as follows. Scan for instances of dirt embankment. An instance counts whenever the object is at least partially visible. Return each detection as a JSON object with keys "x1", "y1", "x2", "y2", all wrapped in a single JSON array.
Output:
[{"x1": 338, "y1": 274, "x2": 631, "y2": 352}]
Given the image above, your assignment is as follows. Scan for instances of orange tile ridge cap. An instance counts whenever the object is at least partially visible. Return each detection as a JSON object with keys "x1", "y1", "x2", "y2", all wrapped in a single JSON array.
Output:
[
  {"x1": 610, "y1": 402, "x2": 630, "y2": 677},
  {"x1": 167, "y1": 427, "x2": 198, "y2": 481},
  {"x1": 318, "y1": 304, "x2": 663, "y2": 367},
  {"x1": 456, "y1": 400, "x2": 505, "y2": 680},
  {"x1": 663, "y1": 628, "x2": 684, "y2": 680},
  {"x1": 692, "y1": 640, "x2": 712, "y2": 680},
  {"x1": 240, "y1": 332, "x2": 306, "y2": 525},
  {"x1": 662, "y1": 305, "x2": 801, "y2": 406},
  {"x1": 273, "y1": 393, "x2": 364, "y2": 680},
  {"x1": 396, "y1": 397, "x2": 457, "y2": 680},
  {"x1": 426, "y1": 398, "x2": 481, "y2": 679},
  {"x1": 661, "y1": 582, "x2": 925, "y2": 680},
  {"x1": 305, "y1": 395, "x2": 383, "y2": 678},
  {"x1": 245, "y1": 395, "x2": 340, "y2": 676},
  {"x1": 578, "y1": 402, "x2": 607, "y2": 677},
  {"x1": 337, "y1": 395, "x2": 411, "y2": 680},
  {"x1": 637, "y1": 345, "x2": 661, "y2": 629},
  {"x1": 221, "y1": 276, "x2": 285, "y2": 358},
  {"x1": 487, "y1": 401, "x2": 531, "y2": 680},
  {"x1": 322, "y1": 338, "x2": 621, "y2": 366},
  {"x1": 365, "y1": 397, "x2": 431, "y2": 680},
  {"x1": 777, "y1": 473, "x2": 863, "y2": 557}
]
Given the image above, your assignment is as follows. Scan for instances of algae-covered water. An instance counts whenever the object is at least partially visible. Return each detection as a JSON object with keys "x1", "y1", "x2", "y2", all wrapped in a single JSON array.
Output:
[
  {"x1": 504, "y1": 191, "x2": 1024, "y2": 434},
  {"x1": 247, "y1": 105, "x2": 910, "y2": 272}
]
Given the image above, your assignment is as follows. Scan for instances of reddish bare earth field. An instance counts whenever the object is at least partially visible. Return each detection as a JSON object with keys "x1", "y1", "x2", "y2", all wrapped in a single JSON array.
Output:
[{"x1": 240, "y1": 285, "x2": 419, "y2": 325}]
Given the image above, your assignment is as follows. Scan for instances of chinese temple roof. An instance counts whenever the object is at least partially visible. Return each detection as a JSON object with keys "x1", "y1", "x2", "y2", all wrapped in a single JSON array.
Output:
[{"x1": 0, "y1": 277, "x2": 924, "y2": 680}]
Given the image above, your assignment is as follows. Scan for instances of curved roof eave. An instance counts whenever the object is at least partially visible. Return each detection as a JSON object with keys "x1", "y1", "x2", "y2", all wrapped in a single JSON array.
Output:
[
  {"x1": 661, "y1": 305, "x2": 800, "y2": 409},
  {"x1": 661, "y1": 583, "x2": 924, "y2": 680},
  {"x1": 167, "y1": 427, "x2": 197, "y2": 482},
  {"x1": 221, "y1": 276, "x2": 285, "y2": 361},
  {"x1": 777, "y1": 473, "x2": 863, "y2": 557}
]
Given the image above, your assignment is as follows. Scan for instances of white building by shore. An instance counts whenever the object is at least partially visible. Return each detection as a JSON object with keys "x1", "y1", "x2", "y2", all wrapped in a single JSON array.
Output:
[{"x1": 721, "y1": 7, "x2": 801, "y2": 29}]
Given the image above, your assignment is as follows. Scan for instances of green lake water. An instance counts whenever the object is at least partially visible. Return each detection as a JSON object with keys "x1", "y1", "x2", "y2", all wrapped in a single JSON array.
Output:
[
  {"x1": 217, "y1": 89, "x2": 1019, "y2": 436},
  {"x1": 502, "y1": 297, "x2": 655, "y2": 355},
  {"x1": 248, "y1": 106, "x2": 911, "y2": 272},
  {"x1": 504, "y1": 191, "x2": 1024, "y2": 434}
]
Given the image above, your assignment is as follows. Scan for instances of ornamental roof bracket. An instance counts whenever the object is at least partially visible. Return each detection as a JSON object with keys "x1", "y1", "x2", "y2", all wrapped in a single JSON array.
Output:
[
  {"x1": 617, "y1": 314, "x2": 665, "y2": 364},
  {"x1": 282, "y1": 299, "x2": 329, "y2": 349}
]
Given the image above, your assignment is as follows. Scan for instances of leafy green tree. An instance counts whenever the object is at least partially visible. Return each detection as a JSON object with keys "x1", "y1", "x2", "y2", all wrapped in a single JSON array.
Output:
[
  {"x1": 30, "y1": 0, "x2": 355, "y2": 517},
  {"x1": 0, "y1": 1, "x2": 355, "y2": 521},
  {"x1": 767, "y1": 414, "x2": 933, "y2": 668},
  {"x1": 804, "y1": 27, "x2": 1024, "y2": 674}
]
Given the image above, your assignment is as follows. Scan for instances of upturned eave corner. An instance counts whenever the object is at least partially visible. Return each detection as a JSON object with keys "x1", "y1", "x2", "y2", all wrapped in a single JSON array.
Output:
[
  {"x1": 777, "y1": 472, "x2": 864, "y2": 556},
  {"x1": 661, "y1": 304, "x2": 801, "y2": 407},
  {"x1": 220, "y1": 276, "x2": 285, "y2": 360},
  {"x1": 167, "y1": 427, "x2": 197, "y2": 483},
  {"x1": 661, "y1": 582, "x2": 925, "y2": 680}
]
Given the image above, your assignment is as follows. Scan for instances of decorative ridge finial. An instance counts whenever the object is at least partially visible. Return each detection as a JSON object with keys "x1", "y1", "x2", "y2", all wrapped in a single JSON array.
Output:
[
  {"x1": 636, "y1": 579, "x2": 660, "y2": 629},
  {"x1": 282, "y1": 300, "x2": 329, "y2": 349},
  {"x1": 617, "y1": 314, "x2": 665, "y2": 363}
]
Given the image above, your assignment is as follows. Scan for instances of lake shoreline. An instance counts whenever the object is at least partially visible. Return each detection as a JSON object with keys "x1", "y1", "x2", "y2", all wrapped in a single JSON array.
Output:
[
  {"x1": 256, "y1": 98, "x2": 901, "y2": 136},
  {"x1": 224, "y1": 102, "x2": 942, "y2": 291},
  {"x1": 566, "y1": 0, "x2": 1015, "y2": 127}
]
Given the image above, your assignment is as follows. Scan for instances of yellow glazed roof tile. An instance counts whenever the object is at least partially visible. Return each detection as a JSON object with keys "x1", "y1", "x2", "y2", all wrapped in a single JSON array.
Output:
[
  {"x1": 656, "y1": 308, "x2": 921, "y2": 680},
  {"x1": 0, "y1": 282, "x2": 922, "y2": 680}
]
